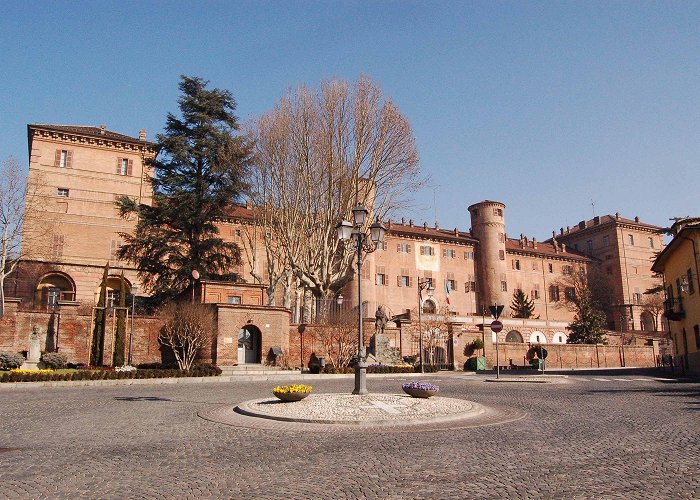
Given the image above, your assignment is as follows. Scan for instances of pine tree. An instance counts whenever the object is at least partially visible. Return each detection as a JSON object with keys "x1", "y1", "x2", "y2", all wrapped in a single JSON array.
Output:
[
  {"x1": 510, "y1": 289, "x2": 535, "y2": 319},
  {"x1": 112, "y1": 273, "x2": 127, "y2": 366},
  {"x1": 117, "y1": 76, "x2": 253, "y2": 304},
  {"x1": 567, "y1": 290, "x2": 607, "y2": 344},
  {"x1": 90, "y1": 263, "x2": 109, "y2": 366}
]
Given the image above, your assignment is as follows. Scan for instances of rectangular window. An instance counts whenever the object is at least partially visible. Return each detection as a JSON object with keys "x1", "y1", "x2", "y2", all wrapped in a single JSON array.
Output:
[
  {"x1": 445, "y1": 279, "x2": 456, "y2": 291},
  {"x1": 512, "y1": 259, "x2": 520, "y2": 270},
  {"x1": 443, "y1": 249, "x2": 456, "y2": 258},
  {"x1": 688, "y1": 269, "x2": 695, "y2": 294},
  {"x1": 227, "y1": 296, "x2": 241, "y2": 304},
  {"x1": 565, "y1": 287, "x2": 576, "y2": 301},
  {"x1": 499, "y1": 250, "x2": 505, "y2": 260},
  {"x1": 361, "y1": 265, "x2": 371, "y2": 280},
  {"x1": 464, "y1": 251, "x2": 474, "y2": 260},
  {"x1": 498, "y1": 233, "x2": 505, "y2": 243},
  {"x1": 397, "y1": 275, "x2": 411, "y2": 287},
  {"x1": 420, "y1": 245, "x2": 435, "y2": 256},
  {"x1": 397, "y1": 243, "x2": 411, "y2": 253},
  {"x1": 377, "y1": 241, "x2": 387, "y2": 251},
  {"x1": 531, "y1": 289, "x2": 540, "y2": 300},
  {"x1": 628, "y1": 234, "x2": 634, "y2": 246},
  {"x1": 117, "y1": 158, "x2": 133, "y2": 176},
  {"x1": 55, "y1": 149, "x2": 73, "y2": 168},
  {"x1": 562, "y1": 265, "x2": 572, "y2": 275},
  {"x1": 500, "y1": 281, "x2": 507, "y2": 292},
  {"x1": 376, "y1": 274, "x2": 386, "y2": 286},
  {"x1": 633, "y1": 289, "x2": 642, "y2": 305},
  {"x1": 548, "y1": 263, "x2": 553, "y2": 273},
  {"x1": 648, "y1": 237, "x2": 654, "y2": 249},
  {"x1": 109, "y1": 239, "x2": 121, "y2": 260},
  {"x1": 532, "y1": 261, "x2": 538, "y2": 271},
  {"x1": 47, "y1": 287, "x2": 61, "y2": 308},
  {"x1": 549, "y1": 285, "x2": 560, "y2": 302},
  {"x1": 57, "y1": 188, "x2": 69, "y2": 197},
  {"x1": 587, "y1": 240, "x2": 593, "y2": 252},
  {"x1": 603, "y1": 235, "x2": 609, "y2": 247},
  {"x1": 494, "y1": 208, "x2": 503, "y2": 217},
  {"x1": 107, "y1": 290, "x2": 120, "y2": 308}
]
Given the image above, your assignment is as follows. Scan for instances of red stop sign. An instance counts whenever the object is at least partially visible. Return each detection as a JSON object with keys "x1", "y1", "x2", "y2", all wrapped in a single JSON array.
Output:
[{"x1": 490, "y1": 320, "x2": 503, "y2": 333}]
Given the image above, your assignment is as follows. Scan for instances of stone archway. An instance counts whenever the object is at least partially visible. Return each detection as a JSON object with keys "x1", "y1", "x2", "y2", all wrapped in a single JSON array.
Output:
[
  {"x1": 640, "y1": 311, "x2": 655, "y2": 332},
  {"x1": 238, "y1": 325, "x2": 262, "y2": 364},
  {"x1": 505, "y1": 330, "x2": 524, "y2": 343}
]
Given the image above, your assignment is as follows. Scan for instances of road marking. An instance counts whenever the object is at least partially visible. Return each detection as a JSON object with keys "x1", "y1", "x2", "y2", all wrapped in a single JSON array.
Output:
[
  {"x1": 574, "y1": 377, "x2": 590, "y2": 381},
  {"x1": 652, "y1": 377, "x2": 675, "y2": 381},
  {"x1": 592, "y1": 378, "x2": 611, "y2": 381},
  {"x1": 615, "y1": 378, "x2": 633, "y2": 382}
]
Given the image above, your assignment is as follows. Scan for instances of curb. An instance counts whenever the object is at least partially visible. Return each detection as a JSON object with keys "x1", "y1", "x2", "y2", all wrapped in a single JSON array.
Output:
[{"x1": 0, "y1": 370, "x2": 458, "y2": 390}]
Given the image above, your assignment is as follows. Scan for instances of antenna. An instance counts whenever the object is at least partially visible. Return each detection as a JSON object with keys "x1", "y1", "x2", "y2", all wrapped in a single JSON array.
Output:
[
  {"x1": 591, "y1": 199, "x2": 596, "y2": 218},
  {"x1": 433, "y1": 188, "x2": 437, "y2": 224}
]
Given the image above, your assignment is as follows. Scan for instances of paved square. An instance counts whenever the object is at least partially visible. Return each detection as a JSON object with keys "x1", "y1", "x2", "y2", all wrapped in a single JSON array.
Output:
[{"x1": 0, "y1": 370, "x2": 698, "y2": 498}]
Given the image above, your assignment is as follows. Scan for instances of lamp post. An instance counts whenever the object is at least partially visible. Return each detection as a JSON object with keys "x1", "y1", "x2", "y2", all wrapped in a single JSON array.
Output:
[
  {"x1": 417, "y1": 279, "x2": 435, "y2": 373},
  {"x1": 128, "y1": 285, "x2": 138, "y2": 366},
  {"x1": 191, "y1": 269, "x2": 200, "y2": 303},
  {"x1": 336, "y1": 204, "x2": 386, "y2": 395}
]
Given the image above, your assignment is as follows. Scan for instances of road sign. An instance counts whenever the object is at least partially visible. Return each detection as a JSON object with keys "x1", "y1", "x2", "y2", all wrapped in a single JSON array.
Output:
[
  {"x1": 490, "y1": 320, "x2": 503, "y2": 333},
  {"x1": 488, "y1": 304, "x2": 504, "y2": 319}
]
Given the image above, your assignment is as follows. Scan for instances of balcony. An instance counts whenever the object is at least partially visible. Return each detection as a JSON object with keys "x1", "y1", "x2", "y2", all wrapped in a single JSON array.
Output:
[{"x1": 663, "y1": 298, "x2": 685, "y2": 321}]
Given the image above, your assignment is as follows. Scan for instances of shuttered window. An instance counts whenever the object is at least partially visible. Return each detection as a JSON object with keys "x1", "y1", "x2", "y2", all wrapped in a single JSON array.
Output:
[
  {"x1": 54, "y1": 149, "x2": 73, "y2": 168},
  {"x1": 116, "y1": 158, "x2": 133, "y2": 176}
]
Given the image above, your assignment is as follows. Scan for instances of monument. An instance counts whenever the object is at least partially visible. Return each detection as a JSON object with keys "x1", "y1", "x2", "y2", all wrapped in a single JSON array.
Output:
[{"x1": 21, "y1": 326, "x2": 43, "y2": 370}]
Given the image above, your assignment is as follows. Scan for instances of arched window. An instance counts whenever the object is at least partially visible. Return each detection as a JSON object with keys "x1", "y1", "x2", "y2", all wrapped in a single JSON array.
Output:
[
  {"x1": 505, "y1": 330, "x2": 524, "y2": 343},
  {"x1": 36, "y1": 272, "x2": 76, "y2": 308},
  {"x1": 422, "y1": 299, "x2": 436, "y2": 314},
  {"x1": 529, "y1": 331, "x2": 546, "y2": 344}
]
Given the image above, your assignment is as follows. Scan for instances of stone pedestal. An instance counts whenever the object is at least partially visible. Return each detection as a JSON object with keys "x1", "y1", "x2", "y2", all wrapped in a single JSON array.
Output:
[{"x1": 21, "y1": 326, "x2": 43, "y2": 370}]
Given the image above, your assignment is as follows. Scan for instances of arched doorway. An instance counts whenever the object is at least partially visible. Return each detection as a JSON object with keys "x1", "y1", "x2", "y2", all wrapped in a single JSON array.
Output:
[
  {"x1": 238, "y1": 325, "x2": 261, "y2": 364},
  {"x1": 36, "y1": 272, "x2": 76, "y2": 309},
  {"x1": 640, "y1": 311, "x2": 655, "y2": 332},
  {"x1": 422, "y1": 299, "x2": 436, "y2": 314},
  {"x1": 505, "y1": 330, "x2": 524, "y2": 343}
]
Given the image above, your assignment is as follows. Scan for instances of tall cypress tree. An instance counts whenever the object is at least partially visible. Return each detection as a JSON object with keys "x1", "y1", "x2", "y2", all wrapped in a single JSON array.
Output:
[
  {"x1": 116, "y1": 76, "x2": 253, "y2": 304},
  {"x1": 112, "y1": 273, "x2": 127, "y2": 366},
  {"x1": 90, "y1": 263, "x2": 109, "y2": 366}
]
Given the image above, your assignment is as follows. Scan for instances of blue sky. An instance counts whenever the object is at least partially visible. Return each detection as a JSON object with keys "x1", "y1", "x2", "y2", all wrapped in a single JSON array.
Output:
[{"x1": 1, "y1": 1, "x2": 698, "y2": 238}]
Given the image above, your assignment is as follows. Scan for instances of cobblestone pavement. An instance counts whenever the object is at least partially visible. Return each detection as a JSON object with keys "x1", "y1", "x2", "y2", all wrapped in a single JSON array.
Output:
[{"x1": 0, "y1": 370, "x2": 698, "y2": 499}]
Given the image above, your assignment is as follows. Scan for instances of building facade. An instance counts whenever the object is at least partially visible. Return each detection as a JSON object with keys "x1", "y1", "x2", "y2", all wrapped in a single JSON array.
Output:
[
  {"x1": 6, "y1": 124, "x2": 667, "y2": 366},
  {"x1": 652, "y1": 219, "x2": 700, "y2": 375}
]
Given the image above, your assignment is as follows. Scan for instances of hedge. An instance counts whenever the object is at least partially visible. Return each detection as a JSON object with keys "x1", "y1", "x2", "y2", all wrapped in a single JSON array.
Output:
[{"x1": 0, "y1": 364, "x2": 222, "y2": 383}]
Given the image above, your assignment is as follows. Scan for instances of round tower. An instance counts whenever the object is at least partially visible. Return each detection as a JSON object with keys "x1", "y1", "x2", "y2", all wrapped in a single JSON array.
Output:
[{"x1": 468, "y1": 200, "x2": 509, "y2": 315}]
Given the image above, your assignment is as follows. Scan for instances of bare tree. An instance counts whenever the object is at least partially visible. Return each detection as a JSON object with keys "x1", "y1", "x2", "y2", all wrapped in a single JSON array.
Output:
[
  {"x1": 0, "y1": 156, "x2": 52, "y2": 316},
  {"x1": 158, "y1": 302, "x2": 215, "y2": 370},
  {"x1": 248, "y1": 76, "x2": 424, "y2": 303},
  {"x1": 641, "y1": 291, "x2": 664, "y2": 331},
  {"x1": 552, "y1": 264, "x2": 612, "y2": 314},
  {"x1": 309, "y1": 310, "x2": 358, "y2": 368},
  {"x1": 410, "y1": 303, "x2": 451, "y2": 366}
]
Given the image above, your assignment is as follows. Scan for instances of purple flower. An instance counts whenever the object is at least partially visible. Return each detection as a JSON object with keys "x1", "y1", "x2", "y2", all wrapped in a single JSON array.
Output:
[{"x1": 402, "y1": 381, "x2": 439, "y2": 391}]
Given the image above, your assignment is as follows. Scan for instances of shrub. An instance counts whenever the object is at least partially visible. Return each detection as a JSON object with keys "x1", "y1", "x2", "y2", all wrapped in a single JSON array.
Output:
[
  {"x1": 41, "y1": 352, "x2": 68, "y2": 369},
  {"x1": 0, "y1": 352, "x2": 26, "y2": 370}
]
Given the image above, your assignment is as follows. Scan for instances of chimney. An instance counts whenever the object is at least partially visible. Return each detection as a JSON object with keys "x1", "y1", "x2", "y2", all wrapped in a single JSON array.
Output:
[
  {"x1": 454, "y1": 228, "x2": 458, "y2": 236},
  {"x1": 434, "y1": 221, "x2": 439, "y2": 230},
  {"x1": 245, "y1": 199, "x2": 252, "y2": 210},
  {"x1": 561, "y1": 243, "x2": 566, "y2": 252},
  {"x1": 401, "y1": 217, "x2": 405, "y2": 225},
  {"x1": 634, "y1": 216, "x2": 639, "y2": 223},
  {"x1": 532, "y1": 237, "x2": 537, "y2": 249},
  {"x1": 593, "y1": 215, "x2": 600, "y2": 225},
  {"x1": 615, "y1": 212, "x2": 620, "y2": 219},
  {"x1": 409, "y1": 219, "x2": 414, "y2": 227},
  {"x1": 100, "y1": 124, "x2": 106, "y2": 135},
  {"x1": 566, "y1": 225, "x2": 570, "y2": 233},
  {"x1": 139, "y1": 129, "x2": 147, "y2": 141},
  {"x1": 578, "y1": 221, "x2": 586, "y2": 230},
  {"x1": 560, "y1": 227, "x2": 564, "y2": 236},
  {"x1": 423, "y1": 222, "x2": 428, "y2": 230}
]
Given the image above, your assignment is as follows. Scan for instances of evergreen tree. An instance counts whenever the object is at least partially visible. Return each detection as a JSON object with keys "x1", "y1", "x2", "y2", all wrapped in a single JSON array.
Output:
[
  {"x1": 510, "y1": 289, "x2": 535, "y2": 319},
  {"x1": 112, "y1": 273, "x2": 127, "y2": 366},
  {"x1": 117, "y1": 76, "x2": 253, "y2": 304},
  {"x1": 567, "y1": 290, "x2": 607, "y2": 344},
  {"x1": 90, "y1": 263, "x2": 109, "y2": 366}
]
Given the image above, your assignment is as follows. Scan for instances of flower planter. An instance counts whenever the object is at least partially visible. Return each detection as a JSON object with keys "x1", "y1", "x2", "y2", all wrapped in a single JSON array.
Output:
[
  {"x1": 274, "y1": 391, "x2": 310, "y2": 402},
  {"x1": 402, "y1": 387, "x2": 439, "y2": 398}
]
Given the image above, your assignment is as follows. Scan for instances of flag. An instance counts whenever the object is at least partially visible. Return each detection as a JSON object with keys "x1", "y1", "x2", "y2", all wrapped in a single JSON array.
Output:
[{"x1": 445, "y1": 281, "x2": 451, "y2": 305}]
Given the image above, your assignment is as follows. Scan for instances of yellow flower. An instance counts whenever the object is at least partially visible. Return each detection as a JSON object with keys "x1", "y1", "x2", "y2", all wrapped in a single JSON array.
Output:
[
  {"x1": 272, "y1": 384, "x2": 312, "y2": 395},
  {"x1": 10, "y1": 369, "x2": 54, "y2": 374}
]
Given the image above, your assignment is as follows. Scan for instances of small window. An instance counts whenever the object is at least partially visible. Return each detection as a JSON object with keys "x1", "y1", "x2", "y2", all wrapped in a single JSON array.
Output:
[
  {"x1": 548, "y1": 263, "x2": 553, "y2": 273},
  {"x1": 628, "y1": 234, "x2": 634, "y2": 246},
  {"x1": 398, "y1": 275, "x2": 410, "y2": 287},
  {"x1": 499, "y1": 250, "x2": 505, "y2": 260},
  {"x1": 464, "y1": 251, "x2": 474, "y2": 260},
  {"x1": 531, "y1": 289, "x2": 540, "y2": 300},
  {"x1": 47, "y1": 287, "x2": 61, "y2": 308},
  {"x1": 55, "y1": 149, "x2": 72, "y2": 168},
  {"x1": 494, "y1": 208, "x2": 503, "y2": 217},
  {"x1": 587, "y1": 240, "x2": 593, "y2": 252},
  {"x1": 420, "y1": 245, "x2": 435, "y2": 256},
  {"x1": 648, "y1": 237, "x2": 654, "y2": 249},
  {"x1": 397, "y1": 243, "x2": 411, "y2": 253},
  {"x1": 227, "y1": 296, "x2": 241, "y2": 304},
  {"x1": 445, "y1": 279, "x2": 456, "y2": 291},
  {"x1": 375, "y1": 273, "x2": 386, "y2": 286},
  {"x1": 602, "y1": 235, "x2": 609, "y2": 247},
  {"x1": 57, "y1": 188, "x2": 69, "y2": 197},
  {"x1": 498, "y1": 233, "x2": 505, "y2": 243},
  {"x1": 512, "y1": 259, "x2": 520, "y2": 270},
  {"x1": 562, "y1": 265, "x2": 572, "y2": 275},
  {"x1": 107, "y1": 290, "x2": 120, "y2": 308},
  {"x1": 443, "y1": 249, "x2": 456, "y2": 259},
  {"x1": 549, "y1": 285, "x2": 560, "y2": 302},
  {"x1": 565, "y1": 287, "x2": 576, "y2": 301},
  {"x1": 500, "y1": 281, "x2": 507, "y2": 292}
]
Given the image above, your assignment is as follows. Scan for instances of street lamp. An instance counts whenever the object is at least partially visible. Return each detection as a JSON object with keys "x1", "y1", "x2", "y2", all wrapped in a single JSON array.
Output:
[
  {"x1": 336, "y1": 204, "x2": 386, "y2": 395},
  {"x1": 417, "y1": 279, "x2": 435, "y2": 373},
  {"x1": 128, "y1": 285, "x2": 138, "y2": 366},
  {"x1": 191, "y1": 269, "x2": 200, "y2": 303}
]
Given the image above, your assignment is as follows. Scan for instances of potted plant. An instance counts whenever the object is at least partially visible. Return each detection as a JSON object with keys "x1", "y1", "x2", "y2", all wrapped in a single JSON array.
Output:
[
  {"x1": 402, "y1": 381, "x2": 439, "y2": 398},
  {"x1": 272, "y1": 384, "x2": 313, "y2": 402}
]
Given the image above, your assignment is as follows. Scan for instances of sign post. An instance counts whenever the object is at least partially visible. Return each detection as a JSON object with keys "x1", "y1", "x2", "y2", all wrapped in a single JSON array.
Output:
[{"x1": 489, "y1": 304, "x2": 504, "y2": 379}]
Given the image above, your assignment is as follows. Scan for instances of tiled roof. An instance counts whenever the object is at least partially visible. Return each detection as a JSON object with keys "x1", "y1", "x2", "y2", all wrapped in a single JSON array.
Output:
[
  {"x1": 555, "y1": 214, "x2": 660, "y2": 239},
  {"x1": 505, "y1": 238, "x2": 590, "y2": 261},
  {"x1": 29, "y1": 124, "x2": 153, "y2": 145},
  {"x1": 385, "y1": 222, "x2": 478, "y2": 245}
]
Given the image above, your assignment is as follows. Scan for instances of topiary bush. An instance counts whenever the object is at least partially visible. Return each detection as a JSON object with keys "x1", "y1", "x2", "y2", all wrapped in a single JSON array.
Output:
[
  {"x1": 41, "y1": 352, "x2": 68, "y2": 369},
  {"x1": 0, "y1": 352, "x2": 26, "y2": 370}
]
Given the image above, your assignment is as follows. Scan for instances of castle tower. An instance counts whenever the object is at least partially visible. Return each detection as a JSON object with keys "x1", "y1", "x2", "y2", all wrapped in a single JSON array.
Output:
[{"x1": 468, "y1": 200, "x2": 509, "y2": 315}]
